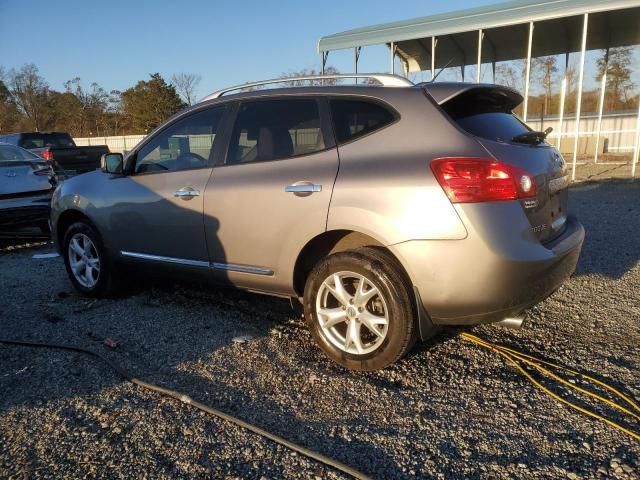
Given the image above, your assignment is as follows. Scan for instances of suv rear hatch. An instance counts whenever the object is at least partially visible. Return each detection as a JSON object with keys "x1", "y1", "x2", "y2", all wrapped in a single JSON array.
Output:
[{"x1": 427, "y1": 84, "x2": 569, "y2": 244}]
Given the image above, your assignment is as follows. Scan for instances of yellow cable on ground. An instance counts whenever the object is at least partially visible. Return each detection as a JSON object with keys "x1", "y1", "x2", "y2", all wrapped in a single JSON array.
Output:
[
  {"x1": 463, "y1": 334, "x2": 640, "y2": 421},
  {"x1": 465, "y1": 333, "x2": 639, "y2": 413},
  {"x1": 460, "y1": 333, "x2": 640, "y2": 442}
]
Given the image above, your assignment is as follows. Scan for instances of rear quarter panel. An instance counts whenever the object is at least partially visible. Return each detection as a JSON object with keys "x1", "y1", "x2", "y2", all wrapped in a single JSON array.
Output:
[{"x1": 327, "y1": 89, "x2": 489, "y2": 245}]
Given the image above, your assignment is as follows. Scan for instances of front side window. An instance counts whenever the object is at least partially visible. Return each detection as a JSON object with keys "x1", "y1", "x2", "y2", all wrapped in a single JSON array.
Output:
[
  {"x1": 228, "y1": 99, "x2": 325, "y2": 164},
  {"x1": 135, "y1": 107, "x2": 224, "y2": 174},
  {"x1": 330, "y1": 99, "x2": 395, "y2": 144}
]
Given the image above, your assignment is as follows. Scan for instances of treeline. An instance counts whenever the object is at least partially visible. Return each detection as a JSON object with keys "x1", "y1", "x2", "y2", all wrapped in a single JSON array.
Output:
[
  {"x1": 1, "y1": 49, "x2": 635, "y2": 137},
  {"x1": 0, "y1": 64, "x2": 201, "y2": 136},
  {"x1": 495, "y1": 47, "x2": 637, "y2": 116}
]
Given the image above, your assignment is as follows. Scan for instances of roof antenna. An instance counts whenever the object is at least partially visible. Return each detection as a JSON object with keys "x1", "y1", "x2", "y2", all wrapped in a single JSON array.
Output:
[{"x1": 430, "y1": 56, "x2": 456, "y2": 82}]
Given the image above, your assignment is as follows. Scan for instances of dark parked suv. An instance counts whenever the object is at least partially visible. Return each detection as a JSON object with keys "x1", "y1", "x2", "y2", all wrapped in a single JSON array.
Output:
[{"x1": 51, "y1": 74, "x2": 584, "y2": 370}]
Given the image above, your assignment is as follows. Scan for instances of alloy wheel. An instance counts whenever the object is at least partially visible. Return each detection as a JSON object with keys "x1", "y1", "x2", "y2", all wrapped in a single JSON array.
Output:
[
  {"x1": 68, "y1": 233, "x2": 100, "y2": 289},
  {"x1": 315, "y1": 270, "x2": 389, "y2": 355}
]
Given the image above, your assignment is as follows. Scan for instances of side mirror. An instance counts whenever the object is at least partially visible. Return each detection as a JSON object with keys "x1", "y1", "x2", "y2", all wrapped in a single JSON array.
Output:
[{"x1": 101, "y1": 153, "x2": 123, "y2": 174}]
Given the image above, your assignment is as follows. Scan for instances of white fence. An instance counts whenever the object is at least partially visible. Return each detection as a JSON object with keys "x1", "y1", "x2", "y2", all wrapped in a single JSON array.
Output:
[
  {"x1": 75, "y1": 111, "x2": 639, "y2": 158},
  {"x1": 74, "y1": 135, "x2": 146, "y2": 153},
  {"x1": 527, "y1": 111, "x2": 639, "y2": 156}
]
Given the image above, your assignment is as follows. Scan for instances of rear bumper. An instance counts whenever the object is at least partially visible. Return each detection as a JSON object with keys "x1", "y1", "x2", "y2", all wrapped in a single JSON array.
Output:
[
  {"x1": 0, "y1": 192, "x2": 52, "y2": 233},
  {"x1": 391, "y1": 204, "x2": 584, "y2": 326}
]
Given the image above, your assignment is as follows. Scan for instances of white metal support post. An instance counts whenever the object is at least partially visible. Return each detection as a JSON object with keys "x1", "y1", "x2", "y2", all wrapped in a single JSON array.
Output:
[
  {"x1": 557, "y1": 77, "x2": 567, "y2": 151},
  {"x1": 632, "y1": 101, "x2": 640, "y2": 179},
  {"x1": 390, "y1": 42, "x2": 395, "y2": 74},
  {"x1": 476, "y1": 30, "x2": 483, "y2": 83},
  {"x1": 571, "y1": 13, "x2": 589, "y2": 182},
  {"x1": 523, "y1": 22, "x2": 534, "y2": 122},
  {"x1": 594, "y1": 72, "x2": 607, "y2": 164},
  {"x1": 431, "y1": 36, "x2": 437, "y2": 80}
]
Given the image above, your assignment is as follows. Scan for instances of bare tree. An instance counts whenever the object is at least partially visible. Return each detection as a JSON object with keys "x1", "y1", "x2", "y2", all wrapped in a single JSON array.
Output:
[
  {"x1": 597, "y1": 47, "x2": 636, "y2": 110},
  {"x1": 495, "y1": 60, "x2": 527, "y2": 91},
  {"x1": 171, "y1": 72, "x2": 201, "y2": 106},
  {"x1": 8, "y1": 63, "x2": 50, "y2": 131},
  {"x1": 279, "y1": 67, "x2": 339, "y2": 86},
  {"x1": 532, "y1": 56, "x2": 558, "y2": 115}
]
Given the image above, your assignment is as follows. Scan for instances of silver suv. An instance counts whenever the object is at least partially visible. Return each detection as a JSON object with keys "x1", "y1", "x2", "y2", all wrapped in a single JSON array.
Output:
[{"x1": 51, "y1": 74, "x2": 584, "y2": 371}]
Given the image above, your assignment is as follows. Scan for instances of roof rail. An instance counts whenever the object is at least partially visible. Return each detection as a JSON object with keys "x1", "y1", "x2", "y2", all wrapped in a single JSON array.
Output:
[{"x1": 199, "y1": 73, "x2": 414, "y2": 102}]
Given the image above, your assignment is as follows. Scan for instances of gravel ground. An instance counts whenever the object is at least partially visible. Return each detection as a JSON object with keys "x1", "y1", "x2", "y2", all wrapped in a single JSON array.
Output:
[
  {"x1": 0, "y1": 180, "x2": 638, "y2": 479},
  {"x1": 574, "y1": 161, "x2": 638, "y2": 182}
]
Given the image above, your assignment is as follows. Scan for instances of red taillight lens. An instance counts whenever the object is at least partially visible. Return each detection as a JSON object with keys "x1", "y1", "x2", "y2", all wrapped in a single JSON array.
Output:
[
  {"x1": 431, "y1": 157, "x2": 536, "y2": 203},
  {"x1": 42, "y1": 148, "x2": 53, "y2": 161}
]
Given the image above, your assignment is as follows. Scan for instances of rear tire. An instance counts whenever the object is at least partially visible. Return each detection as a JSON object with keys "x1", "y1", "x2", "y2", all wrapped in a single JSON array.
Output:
[
  {"x1": 303, "y1": 249, "x2": 417, "y2": 371},
  {"x1": 62, "y1": 221, "x2": 118, "y2": 297}
]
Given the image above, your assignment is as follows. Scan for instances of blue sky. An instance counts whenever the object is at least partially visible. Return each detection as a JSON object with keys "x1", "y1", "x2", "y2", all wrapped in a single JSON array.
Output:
[
  {"x1": 0, "y1": 0, "x2": 495, "y2": 95},
  {"x1": 0, "y1": 0, "x2": 633, "y2": 98}
]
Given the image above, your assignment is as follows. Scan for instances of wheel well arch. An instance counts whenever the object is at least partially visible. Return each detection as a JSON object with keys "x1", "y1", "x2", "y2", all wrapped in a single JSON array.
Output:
[
  {"x1": 292, "y1": 229, "x2": 405, "y2": 297},
  {"x1": 56, "y1": 209, "x2": 92, "y2": 245}
]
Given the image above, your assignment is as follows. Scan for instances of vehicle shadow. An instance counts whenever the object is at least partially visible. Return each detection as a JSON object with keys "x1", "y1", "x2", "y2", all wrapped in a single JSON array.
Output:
[{"x1": 569, "y1": 179, "x2": 640, "y2": 279}]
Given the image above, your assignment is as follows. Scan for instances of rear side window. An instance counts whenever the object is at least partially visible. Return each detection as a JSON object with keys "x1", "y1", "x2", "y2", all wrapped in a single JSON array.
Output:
[
  {"x1": 440, "y1": 88, "x2": 529, "y2": 143},
  {"x1": 19, "y1": 133, "x2": 75, "y2": 149},
  {"x1": 330, "y1": 99, "x2": 395, "y2": 144},
  {"x1": 228, "y1": 99, "x2": 325, "y2": 164}
]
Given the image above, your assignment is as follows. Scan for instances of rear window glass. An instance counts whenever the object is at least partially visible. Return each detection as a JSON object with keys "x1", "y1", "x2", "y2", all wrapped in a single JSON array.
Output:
[
  {"x1": 0, "y1": 144, "x2": 39, "y2": 160},
  {"x1": 441, "y1": 89, "x2": 529, "y2": 143},
  {"x1": 19, "y1": 133, "x2": 75, "y2": 149},
  {"x1": 330, "y1": 100, "x2": 395, "y2": 144}
]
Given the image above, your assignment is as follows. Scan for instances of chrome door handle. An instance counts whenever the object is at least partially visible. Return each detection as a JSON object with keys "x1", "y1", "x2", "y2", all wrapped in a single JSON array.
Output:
[
  {"x1": 284, "y1": 184, "x2": 322, "y2": 193},
  {"x1": 174, "y1": 187, "x2": 201, "y2": 199}
]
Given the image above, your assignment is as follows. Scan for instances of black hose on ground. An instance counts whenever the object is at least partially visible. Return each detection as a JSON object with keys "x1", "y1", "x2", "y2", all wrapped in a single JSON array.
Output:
[{"x1": 0, "y1": 338, "x2": 370, "y2": 480}]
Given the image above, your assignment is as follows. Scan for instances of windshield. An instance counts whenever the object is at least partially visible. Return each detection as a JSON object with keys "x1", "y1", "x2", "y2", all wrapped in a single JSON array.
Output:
[{"x1": 18, "y1": 133, "x2": 75, "y2": 149}]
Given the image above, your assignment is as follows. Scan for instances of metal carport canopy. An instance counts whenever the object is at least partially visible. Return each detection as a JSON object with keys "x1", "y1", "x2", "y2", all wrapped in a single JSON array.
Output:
[{"x1": 317, "y1": 0, "x2": 640, "y2": 71}]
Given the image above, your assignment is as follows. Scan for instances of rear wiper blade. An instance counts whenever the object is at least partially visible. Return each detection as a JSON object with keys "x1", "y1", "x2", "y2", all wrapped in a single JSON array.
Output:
[{"x1": 511, "y1": 127, "x2": 552, "y2": 145}]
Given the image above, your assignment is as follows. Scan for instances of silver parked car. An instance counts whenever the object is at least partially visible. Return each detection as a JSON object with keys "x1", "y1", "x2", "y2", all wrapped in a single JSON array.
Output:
[
  {"x1": 51, "y1": 74, "x2": 584, "y2": 370},
  {"x1": 0, "y1": 143, "x2": 56, "y2": 237}
]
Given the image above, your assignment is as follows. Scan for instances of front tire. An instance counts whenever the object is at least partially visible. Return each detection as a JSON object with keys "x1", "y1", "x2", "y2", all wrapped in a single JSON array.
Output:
[
  {"x1": 303, "y1": 249, "x2": 417, "y2": 371},
  {"x1": 62, "y1": 221, "x2": 117, "y2": 297}
]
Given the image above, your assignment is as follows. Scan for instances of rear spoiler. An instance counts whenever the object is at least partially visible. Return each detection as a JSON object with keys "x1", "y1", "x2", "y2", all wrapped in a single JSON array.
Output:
[{"x1": 420, "y1": 82, "x2": 523, "y2": 110}]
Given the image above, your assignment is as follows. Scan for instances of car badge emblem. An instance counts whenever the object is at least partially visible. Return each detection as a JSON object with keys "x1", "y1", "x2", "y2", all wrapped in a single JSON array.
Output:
[{"x1": 6, "y1": 170, "x2": 16, "y2": 178}]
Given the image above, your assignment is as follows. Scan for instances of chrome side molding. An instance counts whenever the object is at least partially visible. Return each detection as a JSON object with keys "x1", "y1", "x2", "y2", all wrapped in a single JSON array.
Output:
[
  {"x1": 121, "y1": 251, "x2": 273, "y2": 276},
  {"x1": 121, "y1": 251, "x2": 210, "y2": 268},
  {"x1": 211, "y1": 262, "x2": 274, "y2": 276}
]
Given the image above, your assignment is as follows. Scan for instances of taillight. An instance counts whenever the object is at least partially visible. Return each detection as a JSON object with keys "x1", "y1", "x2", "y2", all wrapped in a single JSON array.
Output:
[
  {"x1": 431, "y1": 157, "x2": 536, "y2": 203},
  {"x1": 42, "y1": 148, "x2": 54, "y2": 161}
]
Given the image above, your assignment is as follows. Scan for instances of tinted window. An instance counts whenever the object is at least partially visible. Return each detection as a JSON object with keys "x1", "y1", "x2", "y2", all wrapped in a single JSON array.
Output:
[
  {"x1": 0, "y1": 144, "x2": 40, "y2": 160},
  {"x1": 19, "y1": 133, "x2": 75, "y2": 149},
  {"x1": 135, "y1": 107, "x2": 224, "y2": 174},
  {"x1": 330, "y1": 100, "x2": 395, "y2": 144},
  {"x1": 441, "y1": 89, "x2": 529, "y2": 142},
  {"x1": 228, "y1": 99, "x2": 325, "y2": 164}
]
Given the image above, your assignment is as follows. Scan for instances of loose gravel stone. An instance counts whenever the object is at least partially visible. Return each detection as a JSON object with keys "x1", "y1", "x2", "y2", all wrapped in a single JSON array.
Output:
[{"x1": 0, "y1": 180, "x2": 639, "y2": 479}]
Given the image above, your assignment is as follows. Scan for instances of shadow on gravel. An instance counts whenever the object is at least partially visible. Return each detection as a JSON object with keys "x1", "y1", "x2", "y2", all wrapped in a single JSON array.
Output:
[
  {"x1": 0, "y1": 274, "x2": 400, "y2": 477},
  {"x1": 570, "y1": 180, "x2": 640, "y2": 279}
]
